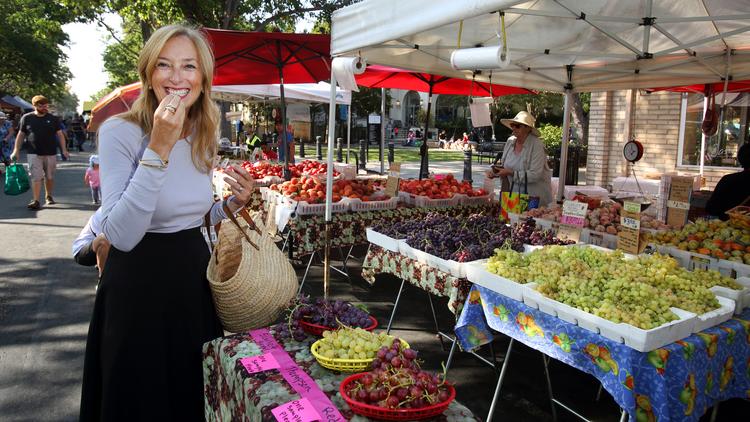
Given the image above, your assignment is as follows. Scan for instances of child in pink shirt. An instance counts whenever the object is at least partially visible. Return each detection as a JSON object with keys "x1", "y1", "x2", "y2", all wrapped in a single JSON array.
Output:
[{"x1": 85, "y1": 155, "x2": 101, "y2": 205}]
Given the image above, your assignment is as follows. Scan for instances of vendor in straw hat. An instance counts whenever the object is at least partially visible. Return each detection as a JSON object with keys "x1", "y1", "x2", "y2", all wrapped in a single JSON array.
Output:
[{"x1": 486, "y1": 111, "x2": 553, "y2": 206}]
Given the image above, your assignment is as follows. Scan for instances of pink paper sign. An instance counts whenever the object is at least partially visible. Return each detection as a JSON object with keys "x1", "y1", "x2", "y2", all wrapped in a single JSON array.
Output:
[
  {"x1": 272, "y1": 398, "x2": 320, "y2": 422},
  {"x1": 240, "y1": 353, "x2": 281, "y2": 374},
  {"x1": 560, "y1": 215, "x2": 585, "y2": 227}
]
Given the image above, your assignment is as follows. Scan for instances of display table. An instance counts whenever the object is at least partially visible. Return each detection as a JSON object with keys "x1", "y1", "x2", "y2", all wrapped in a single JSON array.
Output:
[
  {"x1": 286, "y1": 203, "x2": 499, "y2": 259},
  {"x1": 455, "y1": 285, "x2": 750, "y2": 422},
  {"x1": 362, "y1": 245, "x2": 473, "y2": 315},
  {"x1": 203, "y1": 326, "x2": 480, "y2": 421}
]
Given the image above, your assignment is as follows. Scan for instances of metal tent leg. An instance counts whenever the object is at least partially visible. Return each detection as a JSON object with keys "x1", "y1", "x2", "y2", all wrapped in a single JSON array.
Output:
[
  {"x1": 619, "y1": 409, "x2": 628, "y2": 422},
  {"x1": 709, "y1": 402, "x2": 720, "y2": 422},
  {"x1": 386, "y1": 278, "x2": 406, "y2": 334},
  {"x1": 444, "y1": 336, "x2": 458, "y2": 375},
  {"x1": 486, "y1": 338, "x2": 514, "y2": 422}
]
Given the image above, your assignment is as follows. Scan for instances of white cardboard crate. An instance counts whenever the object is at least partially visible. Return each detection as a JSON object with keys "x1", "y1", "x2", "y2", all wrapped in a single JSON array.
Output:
[
  {"x1": 398, "y1": 241, "x2": 420, "y2": 262},
  {"x1": 365, "y1": 228, "x2": 403, "y2": 253},
  {"x1": 521, "y1": 283, "x2": 560, "y2": 317},
  {"x1": 284, "y1": 198, "x2": 349, "y2": 216},
  {"x1": 692, "y1": 296, "x2": 736, "y2": 333},
  {"x1": 465, "y1": 260, "x2": 528, "y2": 301},
  {"x1": 427, "y1": 254, "x2": 476, "y2": 278},
  {"x1": 454, "y1": 193, "x2": 494, "y2": 206}
]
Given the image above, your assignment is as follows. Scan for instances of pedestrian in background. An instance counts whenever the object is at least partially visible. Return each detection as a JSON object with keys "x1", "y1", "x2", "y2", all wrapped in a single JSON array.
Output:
[
  {"x1": 0, "y1": 111, "x2": 15, "y2": 170},
  {"x1": 84, "y1": 155, "x2": 101, "y2": 205},
  {"x1": 10, "y1": 95, "x2": 69, "y2": 210}
]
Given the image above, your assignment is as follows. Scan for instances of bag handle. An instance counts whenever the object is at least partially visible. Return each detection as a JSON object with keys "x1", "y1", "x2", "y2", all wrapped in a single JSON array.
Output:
[{"x1": 222, "y1": 201, "x2": 260, "y2": 251}]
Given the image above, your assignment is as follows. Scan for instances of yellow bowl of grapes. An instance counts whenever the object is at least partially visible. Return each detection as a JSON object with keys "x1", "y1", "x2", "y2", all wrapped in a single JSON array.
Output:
[{"x1": 310, "y1": 329, "x2": 409, "y2": 373}]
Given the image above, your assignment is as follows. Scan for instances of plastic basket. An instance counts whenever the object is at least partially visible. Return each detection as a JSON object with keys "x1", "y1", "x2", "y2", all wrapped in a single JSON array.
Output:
[
  {"x1": 398, "y1": 191, "x2": 417, "y2": 206},
  {"x1": 311, "y1": 338, "x2": 409, "y2": 373},
  {"x1": 349, "y1": 196, "x2": 399, "y2": 212},
  {"x1": 300, "y1": 315, "x2": 378, "y2": 336},
  {"x1": 339, "y1": 372, "x2": 455, "y2": 420},
  {"x1": 455, "y1": 193, "x2": 493, "y2": 206},
  {"x1": 726, "y1": 205, "x2": 750, "y2": 231}
]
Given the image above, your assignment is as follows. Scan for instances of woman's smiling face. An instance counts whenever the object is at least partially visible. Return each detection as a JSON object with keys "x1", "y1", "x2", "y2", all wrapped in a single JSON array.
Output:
[{"x1": 150, "y1": 35, "x2": 203, "y2": 110}]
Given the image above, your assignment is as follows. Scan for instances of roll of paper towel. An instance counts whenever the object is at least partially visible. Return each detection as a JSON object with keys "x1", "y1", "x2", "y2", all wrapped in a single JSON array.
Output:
[
  {"x1": 332, "y1": 57, "x2": 366, "y2": 92},
  {"x1": 451, "y1": 46, "x2": 511, "y2": 70},
  {"x1": 469, "y1": 96, "x2": 494, "y2": 104}
]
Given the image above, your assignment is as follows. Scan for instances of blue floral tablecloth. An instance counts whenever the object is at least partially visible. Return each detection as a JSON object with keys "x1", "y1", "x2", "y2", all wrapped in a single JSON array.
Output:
[{"x1": 455, "y1": 285, "x2": 750, "y2": 422}]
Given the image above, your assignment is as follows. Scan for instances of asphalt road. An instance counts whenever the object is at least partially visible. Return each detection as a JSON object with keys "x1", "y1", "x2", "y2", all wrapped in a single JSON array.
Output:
[{"x1": 1, "y1": 151, "x2": 99, "y2": 421}]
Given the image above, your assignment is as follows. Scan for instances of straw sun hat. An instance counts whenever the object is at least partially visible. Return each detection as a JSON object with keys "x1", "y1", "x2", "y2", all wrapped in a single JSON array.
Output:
[{"x1": 501, "y1": 111, "x2": 540, "y2": 137}]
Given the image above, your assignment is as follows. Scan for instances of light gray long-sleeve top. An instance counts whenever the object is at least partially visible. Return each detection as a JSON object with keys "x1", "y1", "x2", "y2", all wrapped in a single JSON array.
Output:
[
  {"x1": 500, "y1": 134, "x2": 554, "y2": 207},
  {"x1": 98, "y1": 117, "x2": 227, "y2": 252}
]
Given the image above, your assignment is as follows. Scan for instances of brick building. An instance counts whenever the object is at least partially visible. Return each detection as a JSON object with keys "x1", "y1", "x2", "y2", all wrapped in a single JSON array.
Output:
[{"x1": 586, "y1": 90, "x2": 747, "y2": 190}]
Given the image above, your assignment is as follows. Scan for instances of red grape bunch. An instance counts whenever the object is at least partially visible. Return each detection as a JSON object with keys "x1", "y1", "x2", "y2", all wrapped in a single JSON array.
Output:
[{"x1": 344, "y1": 339, "x2": 453, "y2": 410}]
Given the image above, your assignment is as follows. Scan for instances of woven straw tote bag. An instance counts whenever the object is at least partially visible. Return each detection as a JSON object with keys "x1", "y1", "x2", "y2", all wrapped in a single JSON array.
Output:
[{"x1": 206, "y1": 206, "x2": 298, "y2": 332}]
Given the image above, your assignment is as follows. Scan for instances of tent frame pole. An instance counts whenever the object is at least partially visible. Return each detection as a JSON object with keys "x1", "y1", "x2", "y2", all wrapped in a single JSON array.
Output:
[
  {"x1": 558, "y1": 90, "x2": 573, "y2": 202},
  {"x1": 323, "y1": 68, "x2": 338, "y2": 300},
  {"x1": 346, "y1": 103, "x2": 352, "y2": 163}
]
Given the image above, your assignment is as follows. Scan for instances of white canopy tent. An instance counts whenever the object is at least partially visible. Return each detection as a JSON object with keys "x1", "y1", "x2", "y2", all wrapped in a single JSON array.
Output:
[
  {"x1": 328, "y1": 0, "x2": 750, "y2": 201},
  {"x1": 212, "y1": 82, "x2": 351, "y2": 104}
]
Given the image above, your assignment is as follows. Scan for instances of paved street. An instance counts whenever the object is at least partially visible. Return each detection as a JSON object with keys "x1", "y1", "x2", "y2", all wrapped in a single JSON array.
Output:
[{"x1": 1, "y1": 151, "x2": 99, "y2": 421}]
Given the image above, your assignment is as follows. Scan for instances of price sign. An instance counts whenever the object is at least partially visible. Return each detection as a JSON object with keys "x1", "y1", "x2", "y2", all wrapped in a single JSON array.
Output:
[
  {"x1": 666, "y1": 176, "x2": 693, "y2": 229},
  {"x1": 241, "y1": 353, "x2": 281, "y2": 374},
  {"x1": 689, "y1": 255, "x2": 712, "y2": 271},
  {"x1": 385, "y1": 162, "x2": 401, "y2": 198},
  {"x1": 271, "y1": 398, "x2": 321, "y2": 422},
  {"x1": 557, "y1": 200, "x2": 587, "y2": 242},
  {"x1": 618, "y1": 201, "x2": 643, "y2": 254}
]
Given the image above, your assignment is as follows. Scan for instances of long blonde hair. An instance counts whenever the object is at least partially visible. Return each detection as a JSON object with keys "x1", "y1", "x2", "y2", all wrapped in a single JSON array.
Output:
[{"x1": 121, "y1": 24, "x2": 219, "y2": 173}]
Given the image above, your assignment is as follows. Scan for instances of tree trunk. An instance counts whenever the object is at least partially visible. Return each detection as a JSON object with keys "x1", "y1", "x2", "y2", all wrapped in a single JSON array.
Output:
[
  {"x1": 222, "y1": 0, "x2": 240, "y2": 29},
  {"x1": 140, "y1": 19, "x2": 152, "y2": 43},
  {"x1": 571, "y1": 93, "x2": 588, "y2": 145}
]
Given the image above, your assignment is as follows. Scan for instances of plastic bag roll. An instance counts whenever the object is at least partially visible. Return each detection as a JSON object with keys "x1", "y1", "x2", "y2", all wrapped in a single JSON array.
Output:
[
  {"x1": 469, "y1": 96, "x2": 494, "y2": 104},
  {"x1": 332, "y1": 57, "x2": 366, "y2": 92},
  {"x1": 451, "y1": 46, "x2": 511, "y2": 70}
]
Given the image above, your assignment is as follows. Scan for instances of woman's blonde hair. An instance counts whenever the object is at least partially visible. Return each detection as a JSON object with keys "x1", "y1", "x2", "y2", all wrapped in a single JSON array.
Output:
[{"x1": 121, "y1": 24, "x2": 219, "y2": 173}]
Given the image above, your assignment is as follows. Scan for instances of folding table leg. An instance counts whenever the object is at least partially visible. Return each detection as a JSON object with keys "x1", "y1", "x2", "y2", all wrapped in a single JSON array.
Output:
[
  {"x1": 619, "y1": 409, "x2": 628, "y2": 422},
  {"x1": 386, "y1": 278, "x2": 406, "y2": 334},
  {"x1": 444, "y1": 336, "x2": 458, "y2": 375},
  {"x1": 709, "y1": 403, "x2": 720, "y2": 422},
  {"x1": 542, "y1": 354, "x2": 559, "y2": 422},
  {"x1": 486, "y1": 338, "x2": 514, "y2": 422},
  {"x1": 298, "y1": 252, "x2": 317, "y2": 295},
  {"x1": 427, "y1": 293, "x2": 447, "y2": 350}
]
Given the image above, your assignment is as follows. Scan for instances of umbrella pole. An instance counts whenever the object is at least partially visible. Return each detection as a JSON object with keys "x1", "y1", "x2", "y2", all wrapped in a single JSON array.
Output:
[
  {"x1": 323, "y1": 69, "x2": 338, "y2": 300},
  {"x1": 279, "y1": 65, "x2": 291, "y2": 181},
  {"x1": 381, "y1": 87, "x2": 386, "y2": 174},
  {"x1": 419, "y1": 84, "x2": 434, "y2": 179},
  {"x1": 700, "y1": 96, "x2": 707, "y2": 175}
]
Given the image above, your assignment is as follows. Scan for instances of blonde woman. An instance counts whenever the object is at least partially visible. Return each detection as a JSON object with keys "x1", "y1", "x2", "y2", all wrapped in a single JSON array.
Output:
[{"x1": 79, "y1": 24, "x2": 255, "y2": 421}]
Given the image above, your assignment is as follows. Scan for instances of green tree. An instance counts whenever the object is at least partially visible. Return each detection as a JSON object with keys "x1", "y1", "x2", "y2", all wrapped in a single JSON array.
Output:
[
  {"x1": 0, "y1": 0, "x2": 75, "y2": 100},
  {"x1": 351, "y1": 87, "x2": 390, "y2": 119}
]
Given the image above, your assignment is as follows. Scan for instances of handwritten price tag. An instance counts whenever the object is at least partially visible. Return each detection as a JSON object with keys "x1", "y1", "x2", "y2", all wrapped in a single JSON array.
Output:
[
  {"x1": 621, "y1": 216, "x2": 641, "y2": 231},
  {"x1": 272, "y1": 398, "x2": 321, "y2": 422},
  {"x1": 240, "y1": 353, "x2": 281, "y2": 374}
]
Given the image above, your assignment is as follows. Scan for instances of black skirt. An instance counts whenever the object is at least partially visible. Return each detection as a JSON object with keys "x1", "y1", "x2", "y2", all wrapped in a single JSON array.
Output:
[{"x1": 80, "y1": 228, "x2": 223, "y2": 422}]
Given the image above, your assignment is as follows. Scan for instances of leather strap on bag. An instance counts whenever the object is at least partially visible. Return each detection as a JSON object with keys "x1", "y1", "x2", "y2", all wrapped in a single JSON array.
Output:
[{"x1": 221, "y1": 200, "x2": 260, "y2": 251}]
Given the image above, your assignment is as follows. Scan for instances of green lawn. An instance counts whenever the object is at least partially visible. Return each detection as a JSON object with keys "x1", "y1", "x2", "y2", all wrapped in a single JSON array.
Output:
[{"x1": 311, "y1": 146, "x2": 466, "y2": 163}]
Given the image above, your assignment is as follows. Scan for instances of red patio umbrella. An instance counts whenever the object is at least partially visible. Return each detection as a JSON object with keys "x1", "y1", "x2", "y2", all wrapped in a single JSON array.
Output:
[
  {"x1": 355, "y1": 65, "x2": 532, "y2": 178},
  {"x1": 87, "y1": 82, "x2": 142, "y2": 133},
  {"x1": 204, "y1": 29, "x2": 331, "y2": 179}
]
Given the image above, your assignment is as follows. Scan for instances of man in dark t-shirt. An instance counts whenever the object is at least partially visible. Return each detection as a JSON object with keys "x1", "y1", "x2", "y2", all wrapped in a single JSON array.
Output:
[
  {"x1": 706, "y1": 143, "x2": 750, "y2": 220},
  {"x1": 10, "y1": 95, "x2": 68, "y2": 210}
]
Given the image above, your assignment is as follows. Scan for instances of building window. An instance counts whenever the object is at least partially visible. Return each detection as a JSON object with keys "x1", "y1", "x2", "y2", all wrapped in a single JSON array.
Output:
[{"x1": 678, "y1": 92, "x2": 749, "y2": 168}]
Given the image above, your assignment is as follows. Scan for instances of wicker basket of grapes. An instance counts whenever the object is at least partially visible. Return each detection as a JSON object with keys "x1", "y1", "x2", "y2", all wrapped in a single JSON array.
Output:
[
  {"x1": 727, "y1": 205, "x2": 750, "y2": 231},
  {"x1": 310, "y1": 327, "x2": 409, "y2": 373},
  {"x1": 339, "y1": 339, "x2": 455, "y2": 420}
]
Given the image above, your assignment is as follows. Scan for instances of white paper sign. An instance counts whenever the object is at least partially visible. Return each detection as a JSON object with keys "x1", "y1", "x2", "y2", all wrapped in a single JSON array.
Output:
[{"x1": 469, "y1": 102, "x2": 492, "y2": 127}]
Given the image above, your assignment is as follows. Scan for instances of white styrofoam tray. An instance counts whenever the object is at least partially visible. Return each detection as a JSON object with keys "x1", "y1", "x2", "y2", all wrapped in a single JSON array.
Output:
[
  {"x1": 692, "y1": 296, "x2": 736, "y2": 333},
  {"x1": 710, "y1": 276, "x2": 750, "y2": 314},
  {"x1": 365, "y1": 228, "x2": 403, "y2": 253},
  {"x1": 464, "y1": 260, "x2": 528, "y2": 301},
  {"x1": 524, "y1": 283, "x2": 696, "y2": 352}
]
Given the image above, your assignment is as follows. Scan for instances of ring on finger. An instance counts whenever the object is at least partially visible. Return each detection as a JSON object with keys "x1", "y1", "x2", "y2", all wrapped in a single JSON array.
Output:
[{"x1": 165, "y1": 105, "x2": 177, "y2": 113}]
